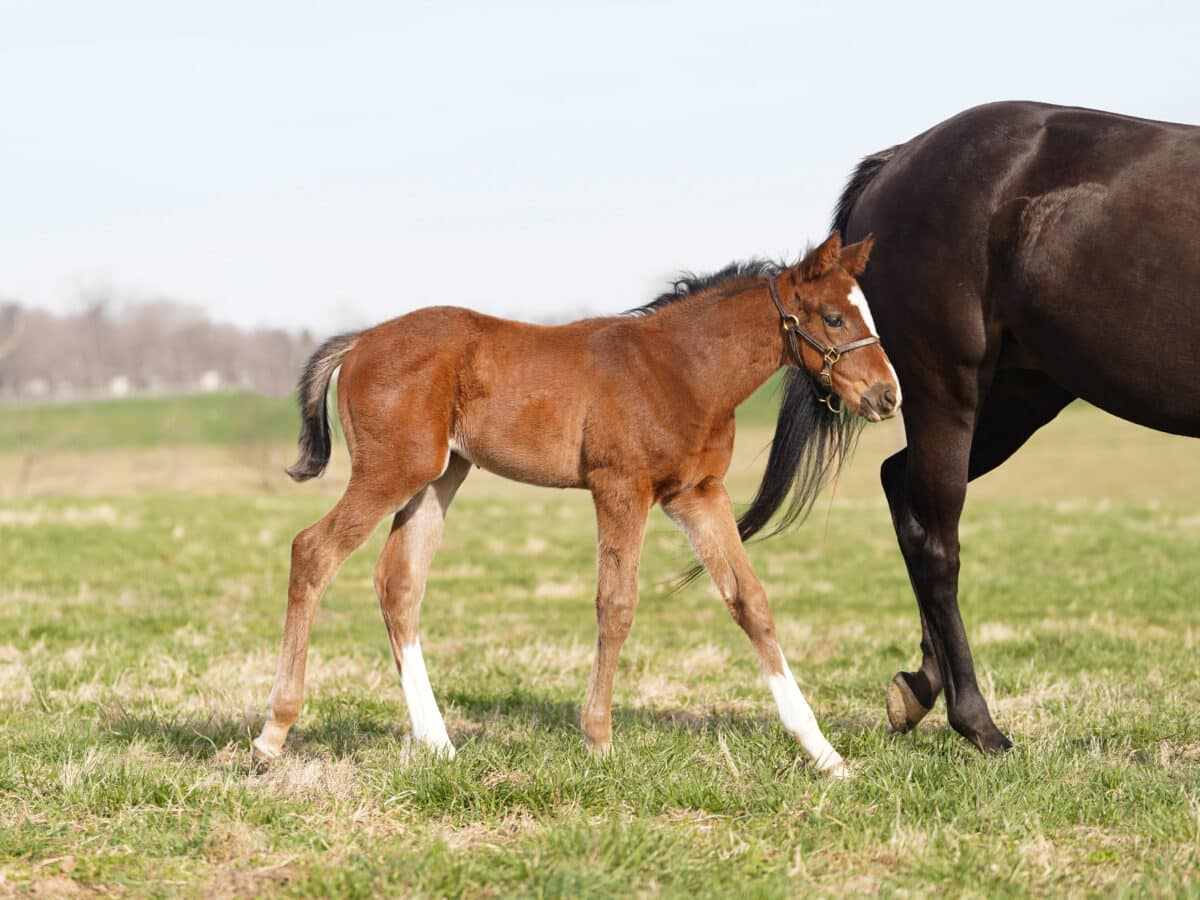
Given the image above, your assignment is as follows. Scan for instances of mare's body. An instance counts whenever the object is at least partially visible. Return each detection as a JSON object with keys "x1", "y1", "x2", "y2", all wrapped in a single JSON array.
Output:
[{"x1": 744, "y1": 101, "x2": 1200, "y2": 752}]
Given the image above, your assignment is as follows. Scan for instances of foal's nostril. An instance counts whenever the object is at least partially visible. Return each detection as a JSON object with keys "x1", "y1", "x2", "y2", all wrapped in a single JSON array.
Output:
[{"x1": 864, "y1": 383, "x2": 897, "y2": 419}]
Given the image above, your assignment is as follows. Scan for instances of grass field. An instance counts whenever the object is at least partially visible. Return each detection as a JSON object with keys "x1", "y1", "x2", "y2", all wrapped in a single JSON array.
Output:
[{"x1": 1, "y1": 387, "x2": 1198, "y2": 896}]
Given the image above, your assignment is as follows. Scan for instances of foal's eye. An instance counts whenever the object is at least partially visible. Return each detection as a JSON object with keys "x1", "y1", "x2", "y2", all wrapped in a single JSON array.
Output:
[{"x1": 823, "y1": 313, "x2": 844, "y2": 328}]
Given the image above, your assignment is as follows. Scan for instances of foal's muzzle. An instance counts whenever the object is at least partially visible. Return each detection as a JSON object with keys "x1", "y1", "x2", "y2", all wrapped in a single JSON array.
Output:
[{"x1": 859, "y1": 382, "x2": 900, "y2": 421}]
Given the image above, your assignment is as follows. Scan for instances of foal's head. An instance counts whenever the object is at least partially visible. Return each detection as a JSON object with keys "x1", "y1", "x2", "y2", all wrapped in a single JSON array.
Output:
[{"x1": 773, "y1": 233, "x2": 900, "y2": 421}]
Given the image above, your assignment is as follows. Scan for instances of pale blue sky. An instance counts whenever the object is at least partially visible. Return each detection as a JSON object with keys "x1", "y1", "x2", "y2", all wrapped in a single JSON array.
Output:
[{"x1": 2, "y1": 0, "x2": 1197, "y2": 332}]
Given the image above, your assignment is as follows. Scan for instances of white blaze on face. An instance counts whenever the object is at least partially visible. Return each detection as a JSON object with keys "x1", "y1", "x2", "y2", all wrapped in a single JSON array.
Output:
[
  {"x1": 400, "y1": 640, "x2": 455, "y2": 756},
  {"x1": 847, "y1": 285, "x2": 879, "y2": 336},
  {"x1": 847, "y1": 284, "x2": 901, "y2": 405},
  {"x1": 766, "y1": 651, "x2": 844, "y2": 773}
]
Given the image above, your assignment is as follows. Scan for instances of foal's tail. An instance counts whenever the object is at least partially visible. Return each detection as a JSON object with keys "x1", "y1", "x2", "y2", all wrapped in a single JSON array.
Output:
[{"x1": 286, "y1": 331, "x2": 360, "y2": 482}]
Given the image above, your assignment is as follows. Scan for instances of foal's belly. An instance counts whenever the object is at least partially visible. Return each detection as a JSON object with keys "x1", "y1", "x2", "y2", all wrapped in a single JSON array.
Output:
[{"x1": 452, "y1": 395, "x2": 588, "y2": 489}]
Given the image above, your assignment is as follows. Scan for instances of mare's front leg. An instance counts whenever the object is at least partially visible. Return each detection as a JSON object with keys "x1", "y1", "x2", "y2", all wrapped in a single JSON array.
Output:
[
  {"x1": 663, "y1": 477, "x2": 846, "y2": 775},
  {"x1": 580, "y1": 480, "x2": 653, "y2": 754},
  {"x1": 883, "y1": 372, "x2": 1073, "y2": 739},
  {"x1": 884, "y1": 412, "x2": 1010, "y2": 753},
  {"x1": 882, "y1": 450, "x2": 944, "y2": 732}
]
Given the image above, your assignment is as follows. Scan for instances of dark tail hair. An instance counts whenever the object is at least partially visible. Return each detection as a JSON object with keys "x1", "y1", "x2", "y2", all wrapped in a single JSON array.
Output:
[
  {"x1": 832, "y1": 146, "x2": 897, "y2": 238},
  {"x1": 735, "y1": 369, "x2": 864, "y2": 543},
  {"x1": 286, "y1": 331, "x2": 360, "y2": 482}
]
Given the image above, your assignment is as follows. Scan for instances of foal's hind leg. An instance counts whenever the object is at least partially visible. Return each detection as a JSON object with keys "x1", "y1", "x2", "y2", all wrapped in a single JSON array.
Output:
[
  {"x1": 581, "y1": 480, "x2": 653, "y2": 753},
  {"x1": 664, "y1": 478, "x2": 846, "y2": 775},
  {"x1": 374, "y1": 455, "x2": 470, "y2": 756},
  {"x1": 883, "y1": 370, "x2": 1073, "y2": 734},
  {"x1": 253, "y1": 471, "x2": 437, "y2": 764}
]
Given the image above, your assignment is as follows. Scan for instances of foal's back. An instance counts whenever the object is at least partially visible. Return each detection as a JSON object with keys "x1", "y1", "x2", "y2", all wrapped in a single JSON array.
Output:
[{"x1": 336, "y1": 305, "x2": 712, "y2": 491}]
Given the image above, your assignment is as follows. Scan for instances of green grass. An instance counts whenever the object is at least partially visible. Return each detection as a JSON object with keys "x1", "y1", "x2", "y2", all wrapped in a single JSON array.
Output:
[
  {"x1": 0, "y1": 394, "x2": 1198, "y2": 896},
  {"x1": 0, "y1": 392, "x2": 299, "y2": 453}
]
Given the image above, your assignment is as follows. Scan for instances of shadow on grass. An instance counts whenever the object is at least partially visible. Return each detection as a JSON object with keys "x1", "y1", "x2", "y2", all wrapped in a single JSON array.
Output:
[
  {"x1": 102, "y1": 710, "x2": 253, "y2": 759},
  {"x1": 446, "y1": 685, "x2": 768, "y2": 735},
  {"x1": 447, "y1": 685, "x2": 881, "y2": 742},
  {"x1": 99, "y1": 686, "x2": 885, "y2": 763},
  {"x1": 103, "y1": 707, "x2": 412, "y2": 761}
]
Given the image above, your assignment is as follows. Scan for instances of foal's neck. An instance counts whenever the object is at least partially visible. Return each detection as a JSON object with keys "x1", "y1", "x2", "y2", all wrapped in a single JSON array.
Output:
[{"x1": 656, "y1": 279, "x2": 786, "y2": 418}]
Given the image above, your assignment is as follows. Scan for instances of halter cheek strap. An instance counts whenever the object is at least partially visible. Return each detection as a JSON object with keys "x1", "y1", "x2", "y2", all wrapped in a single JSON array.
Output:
[{"x1": 768, "y1": 273, "x2": 880, "y2": 414}]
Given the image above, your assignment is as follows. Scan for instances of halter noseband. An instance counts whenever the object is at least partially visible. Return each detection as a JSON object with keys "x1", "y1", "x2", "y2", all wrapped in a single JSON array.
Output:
[{"x1": 768, "y1": 273, "x2": 880, "y2": 414}]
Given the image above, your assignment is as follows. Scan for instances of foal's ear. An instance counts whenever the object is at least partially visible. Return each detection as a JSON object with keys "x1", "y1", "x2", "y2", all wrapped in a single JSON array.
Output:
[
  {"x1": 800, "y1": 232, "x2": 842, "y2": 280},
  {"x1": 839, "y1": 234, "x2": 875, "y2": 276}
]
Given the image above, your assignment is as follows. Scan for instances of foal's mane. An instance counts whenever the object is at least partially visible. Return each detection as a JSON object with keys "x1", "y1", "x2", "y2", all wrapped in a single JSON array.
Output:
[{"x1": 623, "y1": 259, "x2": 781, "y2": 317}]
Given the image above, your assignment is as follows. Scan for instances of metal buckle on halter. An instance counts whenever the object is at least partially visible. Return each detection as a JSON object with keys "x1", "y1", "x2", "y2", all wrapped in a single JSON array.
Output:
[
  {"x1": 818, "y1": 364, "x2": 839, "y2": 412},
  {"x1": 780, "y1": 314, "x2": 800, "y2": 333},
  {"x1": 823, "y1": 347, "x2": 841, "y2": 365},
  {"x1": 821, "y1": 393, "x2": 843, "y2": 414}
]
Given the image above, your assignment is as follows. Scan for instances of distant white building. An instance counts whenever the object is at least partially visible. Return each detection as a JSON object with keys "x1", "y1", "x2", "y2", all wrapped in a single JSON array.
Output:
[{"x1": 23, "y1": 377, "x2": 50, "y2": 399}]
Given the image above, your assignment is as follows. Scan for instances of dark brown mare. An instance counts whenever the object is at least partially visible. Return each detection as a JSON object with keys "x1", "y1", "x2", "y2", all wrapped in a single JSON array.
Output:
[
  {"x1": 741, "y1": 101, "x2": 1200, "y2": 754},
  {"x1": 251, "y1": 234, "x2": 900, "y2": 775}
]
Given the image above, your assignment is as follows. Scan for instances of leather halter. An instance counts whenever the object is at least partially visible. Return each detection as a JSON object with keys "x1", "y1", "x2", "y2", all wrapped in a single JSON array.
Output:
[{"x1": 768, "y1": 273, "x2": 880, "y2": 414}]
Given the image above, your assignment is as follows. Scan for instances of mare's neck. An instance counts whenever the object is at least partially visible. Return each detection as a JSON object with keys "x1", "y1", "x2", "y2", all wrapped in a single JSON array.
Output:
[{"x1": 655, "y1": 279, "x2": 787, "y2": 418}]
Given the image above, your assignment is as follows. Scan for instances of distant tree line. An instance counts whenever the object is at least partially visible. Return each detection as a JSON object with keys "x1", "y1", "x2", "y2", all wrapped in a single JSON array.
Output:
[{"x1": 0, "y1": 296, "x2": 317, "y2": 401}]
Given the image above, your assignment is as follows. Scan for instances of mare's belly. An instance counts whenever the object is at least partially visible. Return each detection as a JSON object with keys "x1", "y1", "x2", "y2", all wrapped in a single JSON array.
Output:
[{"x1": 1015, "y1": 310, "x2": 1200, "y2": 438}]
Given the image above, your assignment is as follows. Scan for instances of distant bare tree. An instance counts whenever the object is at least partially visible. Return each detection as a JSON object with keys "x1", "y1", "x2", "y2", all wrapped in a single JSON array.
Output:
[
  {"x1": 0, "y1": 295, "x2": 317, "y2": 401},
  {"x1": 0, "y1": 303, "x2": 22, "y2": 361},
  {"x1": 0, "y1": 303, "x2": 25, "y2": 397}
]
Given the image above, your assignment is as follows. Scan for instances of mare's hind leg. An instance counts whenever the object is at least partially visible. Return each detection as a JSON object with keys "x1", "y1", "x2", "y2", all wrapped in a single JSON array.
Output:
[
  {"x1": 580, "y1": 479, "x2": 653, "y2": 753},
  {"x1": 883, "y1": 370, "x2": 1074, "y2": 737},
  {"x1": 374, "y1": 454, "x2": 471, "y2": 756},
  {"x1": 664, "y1": 478, "x2": 846, "y2": 775}
]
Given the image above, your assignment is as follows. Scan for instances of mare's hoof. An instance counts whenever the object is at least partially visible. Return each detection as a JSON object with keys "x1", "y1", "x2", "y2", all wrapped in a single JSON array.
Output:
[
  {"x1": 886, "y1": 672, "x2": 932, "y2": 734},
  {"x1": 976, "y1": 731, "x2": 1014, "y2": 755}
]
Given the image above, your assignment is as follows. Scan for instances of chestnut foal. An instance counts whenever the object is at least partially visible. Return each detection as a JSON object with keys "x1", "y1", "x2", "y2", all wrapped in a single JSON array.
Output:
[{"x1": 252, "y1": 233, "x2": 899, "y2": 775}]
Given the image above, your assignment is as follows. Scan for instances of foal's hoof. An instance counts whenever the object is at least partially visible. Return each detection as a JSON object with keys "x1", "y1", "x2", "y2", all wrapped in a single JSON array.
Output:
[
  {"x1": 250, "y1": 737, "x2": 282, "y2": 772},
  {"x1": 886, "y1": 672, "x2": 932, "y2": 734},
  {"x1": 584, "y1": 737, "x2": 612, "y2": 758},
  {"x1": 822, "y1": 758, "x2": 854, "y2": 779},
  {"x1": 419, "y1": 737, "x2": 456, "y2": 759}
]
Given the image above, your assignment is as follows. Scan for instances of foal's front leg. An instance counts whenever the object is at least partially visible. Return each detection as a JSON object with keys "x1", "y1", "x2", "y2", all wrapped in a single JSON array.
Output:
[
  {"x1": 580, "y1": 483, "x2": 653, "y2": 753},
  {"x1": 664, "y1": 478, "x2": 847, "y2": 775}
]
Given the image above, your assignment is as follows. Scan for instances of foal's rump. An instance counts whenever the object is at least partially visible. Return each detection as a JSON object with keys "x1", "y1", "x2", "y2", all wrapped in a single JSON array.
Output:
[{"x1": 325, "y1": 306, "x2": 612, "y2": 490}]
